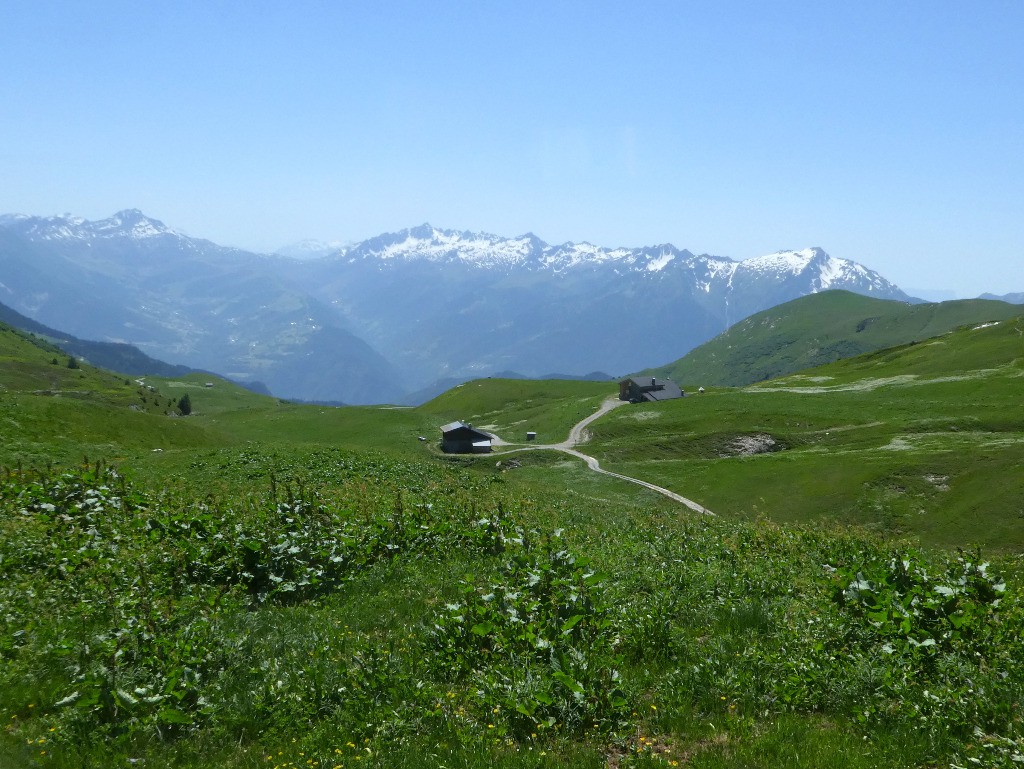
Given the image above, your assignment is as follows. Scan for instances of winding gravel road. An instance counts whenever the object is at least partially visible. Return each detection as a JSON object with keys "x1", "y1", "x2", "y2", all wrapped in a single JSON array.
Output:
[{"x1": 490, "y1": 397, "x2": 714, "y2": 516}]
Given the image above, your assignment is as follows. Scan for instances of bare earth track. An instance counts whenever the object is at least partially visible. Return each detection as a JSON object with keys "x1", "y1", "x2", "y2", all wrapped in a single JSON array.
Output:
[{"x1": 490, "y1": 397, "x2": 714, "y2": 516}]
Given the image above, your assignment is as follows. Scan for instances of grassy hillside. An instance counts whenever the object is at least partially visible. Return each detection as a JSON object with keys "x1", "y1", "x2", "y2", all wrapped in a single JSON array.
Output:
[
  {"x1": 591, "y1": 314, "x2": 1024, "y2": 550},
  {"x1": 1, "y1": 323, "x2": 617, "y2": 481},
  {"x1": 0, "y1": 322, "x2": 223, "y2": 465},
  {"x1": 644, "y1": 290, "x2": 1021, "y2": 387},
  {"x1": 0, "y1": 299, "x2": 199, "y2": 378},
  {"x1": 420, "y1": 377, "x2": 612, "y2": 441},
  {"x1": 3, "y1": 317, "x2": 1024, "y2": 768}
]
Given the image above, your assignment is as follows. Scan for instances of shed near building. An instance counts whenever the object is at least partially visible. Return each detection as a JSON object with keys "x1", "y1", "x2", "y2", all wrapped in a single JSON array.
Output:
[
  {"x1": 619, "y1": 376, "x2": 684, "y2": 403},
  {"x1": 439, "y1": 421, "x2": 493, "y2": 454}
]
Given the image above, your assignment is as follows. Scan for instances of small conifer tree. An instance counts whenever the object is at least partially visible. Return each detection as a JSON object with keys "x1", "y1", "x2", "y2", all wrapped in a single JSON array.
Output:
[{"x1": 177, "y1": 393, "x2": 192, "y2": 416}]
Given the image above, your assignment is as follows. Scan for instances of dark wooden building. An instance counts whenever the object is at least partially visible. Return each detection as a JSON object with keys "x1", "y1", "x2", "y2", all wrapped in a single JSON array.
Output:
[
  {"x1": 619, "y1": 377, "x2": 684, "y2": 403},
  {"x1": 440, "y1": 421, "x2": 493, "y2": 453}
]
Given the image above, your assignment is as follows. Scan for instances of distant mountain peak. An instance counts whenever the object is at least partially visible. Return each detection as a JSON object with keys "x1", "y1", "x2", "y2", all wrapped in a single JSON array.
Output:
[
  {"x1": 112, "y1": 208, "x2": 146, "y2": 221},
  {"x1": 0, "y1": 209, "x2": 176, "y2": 242},
  {"x1": 98, "y1": 209, "x2": 174, "y2": 238},
  {"x1": 275, "y1": 238, "x2": 349, "y2": 260},
  {"x1": 735, "y1": 246, "x2": 892, "y2": 295},
  {"x1": 746, "y1": 247, "x2": 822, "y2": 270},
  {"x1": 339, "y1": 224, "x2": 541, "y2": 269}
]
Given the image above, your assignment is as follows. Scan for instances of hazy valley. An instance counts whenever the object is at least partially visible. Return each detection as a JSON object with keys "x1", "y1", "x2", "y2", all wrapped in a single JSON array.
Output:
[{"x1": 1, "y1": 210, "x2": 919, "y2": 404}]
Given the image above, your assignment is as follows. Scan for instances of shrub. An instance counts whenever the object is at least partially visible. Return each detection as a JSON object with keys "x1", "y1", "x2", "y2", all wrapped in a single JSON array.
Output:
[{"x1": 429, "y1": 529, "x2": 628, "y2": 737}]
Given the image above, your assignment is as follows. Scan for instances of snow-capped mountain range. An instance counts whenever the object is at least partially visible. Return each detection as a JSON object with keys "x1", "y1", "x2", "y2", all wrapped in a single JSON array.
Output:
[
  {"x1": 330, "y1": 223, "x2": 889, "y2": 292},
  {"x1": 0, "y1": 210, "x2": 912, "y2": 403}
]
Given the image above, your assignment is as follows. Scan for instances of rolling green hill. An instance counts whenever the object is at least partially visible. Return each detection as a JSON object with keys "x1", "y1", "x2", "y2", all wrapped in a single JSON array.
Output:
[
  {"x1": 3, "y1": 313, "x2": 1024, "y2": 769},
  {"x1": 0, "y1": 298, "x2": 201, "y2": 378},
  {"x1": 643, "y1": 290, "x2": 1021, "y2": 387},
  {"x1": 591, "y1": 313, "x2": 1024, "y2": 550},
  {"x1": 0, "y1": 321, "x2": 243, "y2": 465},
  {"x1": 419, "y1": 377, "x2": 612, "y2": 441}
]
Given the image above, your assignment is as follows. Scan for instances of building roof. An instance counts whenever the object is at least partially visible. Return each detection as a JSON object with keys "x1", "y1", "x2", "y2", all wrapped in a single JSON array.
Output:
[
  {"x1": 440, "y1": 421, "x2": 493, "y2": 441},
  {"x1": 643, "y1": 383, "x2": 683, "y2": 401},
  {"x1": 621, "y1": 376, "x2": 684, "y2": 401}
]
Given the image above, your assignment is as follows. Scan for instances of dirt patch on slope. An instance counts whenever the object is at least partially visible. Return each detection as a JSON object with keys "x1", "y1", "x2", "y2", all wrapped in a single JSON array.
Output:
[{"x1": 721, "y1": 434, "x2": 781, "y2": 457}]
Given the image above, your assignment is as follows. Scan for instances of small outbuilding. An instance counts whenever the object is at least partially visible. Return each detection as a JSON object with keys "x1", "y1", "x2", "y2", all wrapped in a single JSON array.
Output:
[
  {"x1": 619, "y1": 377, "x2": 684, "y2": 403},
  {"x1": 440, "y1": 421, "x2": 493, "y2": 454}
]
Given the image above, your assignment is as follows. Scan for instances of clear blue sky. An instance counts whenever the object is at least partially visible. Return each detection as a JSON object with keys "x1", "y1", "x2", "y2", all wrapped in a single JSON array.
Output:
[{"x1": 2, "y1": 1, "x2": 1021, "y2": 296}]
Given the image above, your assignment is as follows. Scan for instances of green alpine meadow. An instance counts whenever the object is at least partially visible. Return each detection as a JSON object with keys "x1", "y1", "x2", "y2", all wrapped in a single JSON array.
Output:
[{"x1": 2, "y1": 306, "x2": 1024, "y2": 769}]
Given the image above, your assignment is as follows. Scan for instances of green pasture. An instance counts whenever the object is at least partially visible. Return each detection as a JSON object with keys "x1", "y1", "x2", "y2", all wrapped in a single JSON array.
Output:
[
  {"x1": 3, "y1": 314, "x2": 1024, "y2": 768},
  {"x1": 4, "y1": 458, "x2": 1018, "y2": 769},
  {"x1": 585, "y1": 317, "x2": 1024, "y2": 550},
  {"x1": 420, "y1": 377, "x2": 613, "y2": 443}
]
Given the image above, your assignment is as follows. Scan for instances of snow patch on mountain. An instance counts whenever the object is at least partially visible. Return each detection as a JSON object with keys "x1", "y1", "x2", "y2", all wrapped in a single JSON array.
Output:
[
  {"x1": 645, "y1": 251, "x2": 676, "y2": 272},
  {"x1": 94, "y1": 210, "x2": 173, "y2": 239},
  {"x1": 744, "y1": 248, "x2": 820, "y2": 276},
  {"x1": 703, "y1": 257, "x2": 740, "y2": 279},
  {"x1": 817, "y1": 254, "x2": 844, "y2": 290},
  {"x1": 342, "y1": 225, "x2": 539, "y2": 268},
  {"x1": 541, "y1": 242, "x2": 636, "y2": 271}
]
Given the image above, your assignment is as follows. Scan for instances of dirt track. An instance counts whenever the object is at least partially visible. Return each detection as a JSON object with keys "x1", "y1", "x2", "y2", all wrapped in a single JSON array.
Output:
[{"x1": 489, "y1": 397, "x2": 713, "y2": 516}]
